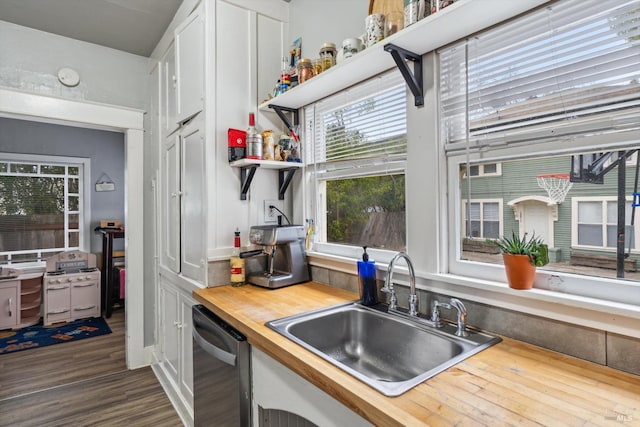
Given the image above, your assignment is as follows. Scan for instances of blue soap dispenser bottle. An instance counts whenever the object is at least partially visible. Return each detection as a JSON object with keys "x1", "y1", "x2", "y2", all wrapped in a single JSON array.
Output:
[{"x1": 357, "y1": 246, "x2": 378, "y2": 306}]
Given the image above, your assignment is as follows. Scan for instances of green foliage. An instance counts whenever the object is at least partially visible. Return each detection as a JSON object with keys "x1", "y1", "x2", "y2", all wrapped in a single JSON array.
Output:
[
  {"x1": 493, "y1": 231, "x2": 549, "y2": 267},
  {"x1": 326, "y1": 174, "x2": 405, "y2": 249},
  {"x1": 0, "y1": 176, "x2": 65, "y2": 215}
]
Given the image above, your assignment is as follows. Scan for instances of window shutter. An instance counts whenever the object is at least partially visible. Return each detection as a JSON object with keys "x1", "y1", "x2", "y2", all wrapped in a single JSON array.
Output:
[{"x1": 440, "y1": 0, "x2": 640, "y2": 153}]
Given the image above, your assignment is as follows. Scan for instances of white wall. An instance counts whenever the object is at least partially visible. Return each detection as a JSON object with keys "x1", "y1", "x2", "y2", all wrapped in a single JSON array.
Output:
[
  {"x1": 289, "y1": 0, "x2": 369, "y2": 62},
  {"x1": 0, "y1": 20, "x2": 149, "y2": 110}
]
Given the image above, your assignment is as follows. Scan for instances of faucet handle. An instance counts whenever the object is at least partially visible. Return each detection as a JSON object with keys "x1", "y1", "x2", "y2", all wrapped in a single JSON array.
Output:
[
  {"x1": 381, "y1": 283, "x2": 397, "y2": 310},
  {"x1": 449, "y1": 298, "x2": 469, "y2": 337},
  {"x1": 431, "y1": 300, "x2": 450, "y2": 327}
]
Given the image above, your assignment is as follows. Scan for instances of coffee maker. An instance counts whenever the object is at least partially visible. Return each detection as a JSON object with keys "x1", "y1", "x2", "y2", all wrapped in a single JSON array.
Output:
[{"x1": 246, "y1": 225, "x2": 310, "y2": 289}]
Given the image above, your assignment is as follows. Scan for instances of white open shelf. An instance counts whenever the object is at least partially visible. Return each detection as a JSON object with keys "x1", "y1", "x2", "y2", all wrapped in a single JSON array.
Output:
[
  {"x1": 259, "y1": 0, "x2": 549, "y2": 111},
  {"x1": 229, "y1": 158, "x2": 304, "y2": 170}
]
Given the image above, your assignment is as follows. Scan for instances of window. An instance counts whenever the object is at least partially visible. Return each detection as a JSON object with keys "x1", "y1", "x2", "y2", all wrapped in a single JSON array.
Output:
[
  {"x1": 0, "y1": 155, "x2": 87, "y2": 264},
  {"x1": 574, "y1": 197, "x2": 636, "y2": 250},
  {"x1": 440, "y1": 0, "x2": 640, "y2": 304},
  {"x1": 305, "y1": 70, "x2": 407, "y2": 255},
  {"x1": 463, "y1": 200, "x2": 502, "y2": 239},
  {"x1": 467, "y1": 163, "x2": 501, "y2": 177}
]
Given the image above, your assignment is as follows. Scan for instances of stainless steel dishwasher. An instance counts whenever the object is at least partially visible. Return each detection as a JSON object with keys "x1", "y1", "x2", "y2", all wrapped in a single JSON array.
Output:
[{"x1": 192, "y1": 304, "x2": 251, "y2": 427}]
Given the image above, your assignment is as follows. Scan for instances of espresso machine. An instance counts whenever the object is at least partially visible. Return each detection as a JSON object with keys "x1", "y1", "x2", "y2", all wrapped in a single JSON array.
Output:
[{"x1": 246, "y1": 225, "x2": 309, "y2": 289}]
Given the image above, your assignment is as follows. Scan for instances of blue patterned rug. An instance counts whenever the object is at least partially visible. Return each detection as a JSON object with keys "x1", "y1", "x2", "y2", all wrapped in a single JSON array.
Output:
[{"x1": 0, "y1": 317, "x2": 112, "y2": 355}]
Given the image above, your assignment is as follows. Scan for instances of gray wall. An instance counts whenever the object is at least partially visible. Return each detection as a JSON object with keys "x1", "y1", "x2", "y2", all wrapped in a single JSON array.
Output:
[{"x1": 0, "y1": 117, "x2": 125, "y2": 254}]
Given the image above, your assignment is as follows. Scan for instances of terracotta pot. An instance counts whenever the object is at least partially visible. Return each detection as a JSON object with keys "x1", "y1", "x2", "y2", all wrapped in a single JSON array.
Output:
[{"x1": 502, "y1": 253, "x2": 536, "y2": 290}]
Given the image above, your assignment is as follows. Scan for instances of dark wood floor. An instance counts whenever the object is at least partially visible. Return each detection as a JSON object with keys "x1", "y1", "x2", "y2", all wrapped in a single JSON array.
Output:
[{"x1": 0, "y1": 310, "x2": 183, "y2": 426}]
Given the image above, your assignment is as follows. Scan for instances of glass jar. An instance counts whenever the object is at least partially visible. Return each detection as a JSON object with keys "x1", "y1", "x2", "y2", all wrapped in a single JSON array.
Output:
[
  {"x1": 312, "y1": 58, "x2": 323, "y2": 76},
  {"x1": 297, "y1": 58, "x2": 314, "y2": 84},
  {"x1": 319, "y1": 42, "x2": 337, "y2": 72}
]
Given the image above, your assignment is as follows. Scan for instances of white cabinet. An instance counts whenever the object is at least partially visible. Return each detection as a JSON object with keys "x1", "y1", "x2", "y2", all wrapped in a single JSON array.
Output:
[
  {"x1": 160, "y1": 41, "x2": 178, "y2": 137},
  {"x1": 157, "y1": 274, "x2": 197, "y2": 420},
  {"x1": 175, "y1": 5, "x2": 204, "y2": 124},
  {"x1": 180, "y1": 119, "x2": 206, "y2": 281},
  {"x1": 160, "y1": 5, "x2": 204, "y2": 134},
  {"x1": 252, "y1": 348, "x2": 372, "y2": 427},
  {"x1": 0, "y1": 280, "x2": 18, "y2": 329},
  {"x1": 161, "y1": 116, "x2": 206, "y2": 284},
  {"x1": 163, "y1": 132, "x2": 181, "y2": 272}
]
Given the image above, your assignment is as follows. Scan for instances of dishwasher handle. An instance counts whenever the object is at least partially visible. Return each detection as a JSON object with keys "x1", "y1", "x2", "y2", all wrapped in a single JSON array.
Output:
[{"x1": 193, "y1": 326, "x2": 237, "y2": 367}]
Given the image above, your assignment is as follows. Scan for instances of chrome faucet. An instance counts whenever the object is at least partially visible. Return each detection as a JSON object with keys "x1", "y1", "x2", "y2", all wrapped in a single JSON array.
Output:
[
  {"x1": 430, "y1": 298, "x2": 469, "y2": 337},
  {"x1": 382, "y1": 252, "x2": 417, "y2": 316}
]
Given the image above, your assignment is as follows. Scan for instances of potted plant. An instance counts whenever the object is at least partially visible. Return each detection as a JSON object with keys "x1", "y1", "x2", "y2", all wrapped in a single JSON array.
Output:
[{"x1": 493, "y1": 232, "x2": 549, "y2": 290}]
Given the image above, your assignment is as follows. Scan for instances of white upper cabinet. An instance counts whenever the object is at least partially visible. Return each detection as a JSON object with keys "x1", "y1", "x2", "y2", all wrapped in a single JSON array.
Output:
[
  {"x1": 175, "y1": 4, "x2": 205, "y2": 124},
  {"x1": 161, "y1": 42, "x2": 178, "y2": 137}
]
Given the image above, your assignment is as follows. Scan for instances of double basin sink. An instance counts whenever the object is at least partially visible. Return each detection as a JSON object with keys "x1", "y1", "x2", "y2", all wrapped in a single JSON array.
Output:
[{"x1": 267, "y1": 302, "x2": 501, "y2": 396}]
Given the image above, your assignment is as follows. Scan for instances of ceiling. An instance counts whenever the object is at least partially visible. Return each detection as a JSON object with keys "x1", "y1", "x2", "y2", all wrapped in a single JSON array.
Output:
[{"x1": 0, "y1": 0, "x2": 183, "y2": 57}]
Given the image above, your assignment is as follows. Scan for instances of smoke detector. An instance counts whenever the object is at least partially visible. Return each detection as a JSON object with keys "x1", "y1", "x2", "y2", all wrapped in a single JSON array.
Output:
[{"x1": 57, "y1": 67, "x2": 80, "y2": 87}]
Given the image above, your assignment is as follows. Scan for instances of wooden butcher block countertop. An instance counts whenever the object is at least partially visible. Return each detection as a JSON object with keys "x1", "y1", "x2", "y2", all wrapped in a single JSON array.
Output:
[{"x1": 194, "y1": 282, "x2": 640, "y2": 426}]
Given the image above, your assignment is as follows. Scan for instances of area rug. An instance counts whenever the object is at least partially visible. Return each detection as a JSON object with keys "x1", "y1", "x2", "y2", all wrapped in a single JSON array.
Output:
[{"x1": 0, "y1": 317, "x2": 112, "y2": 355}]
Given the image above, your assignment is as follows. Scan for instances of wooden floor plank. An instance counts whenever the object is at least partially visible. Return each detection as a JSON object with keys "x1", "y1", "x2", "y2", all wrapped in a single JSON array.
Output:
[
  {"x1": 0, "y1": 311, "x2": 126, "y2": 400},
  {"x1": 0, "y1": 310, "x2": 181, "y2": 426},
  {"x1": 0, "y1": 368, "x2": 182, "y2": 427}
]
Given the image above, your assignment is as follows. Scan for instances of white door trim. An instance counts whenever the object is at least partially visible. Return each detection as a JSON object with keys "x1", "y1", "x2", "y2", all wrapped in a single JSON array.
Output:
[{"x1": 0, "y1": 87, "x2": 146, "y2": 369}]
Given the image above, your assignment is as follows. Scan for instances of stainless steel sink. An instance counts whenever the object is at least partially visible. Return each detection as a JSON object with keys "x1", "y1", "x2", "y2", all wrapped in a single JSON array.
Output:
[{"x1": 266, "y1": 302, "x2": 501, "y2": 396}]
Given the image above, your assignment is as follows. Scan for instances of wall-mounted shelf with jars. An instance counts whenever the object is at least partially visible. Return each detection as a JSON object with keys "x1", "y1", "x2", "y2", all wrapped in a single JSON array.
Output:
[
  {"x1": 230, "y1": 159, "x2": 303, "y2": 201},
  {"x1": 259, "y1": 0, "x2": 549, "y2": 112}
]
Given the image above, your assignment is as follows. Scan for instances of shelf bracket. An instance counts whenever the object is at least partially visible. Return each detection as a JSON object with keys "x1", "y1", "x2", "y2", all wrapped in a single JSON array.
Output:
[
  {"x1": 240, "y1": 165, "x2": 259, "y2": 200},
  {"x1": 278, "y1": 168, "x2": 298, "y2": 200},
  {"x1": 268, "y1": 104, "x2": 299, "y2": 136},
  {"x1": 384, "y1": 43, "x2": 423, "y2": 107}
]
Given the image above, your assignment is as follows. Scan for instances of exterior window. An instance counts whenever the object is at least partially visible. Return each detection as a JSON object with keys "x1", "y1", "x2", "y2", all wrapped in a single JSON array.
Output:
[
  {"x1": 440, "y1": 0, "x2": 640, "y2": 304},
  {"x1": 463, "y1": 200, "x2": 501, "y2": 239},
  {"x1": 467, "y1": 163, "x2": 501, "y2": 177},
  {"x1": 574, "y1": 198, "x2": 636, "y2": 250},
  {"x1": 306, "y1": 70, "x2": 407, "y2": 254},
  {"x1": 0, "y1": 157, "x2": 84, "y2": 264}
]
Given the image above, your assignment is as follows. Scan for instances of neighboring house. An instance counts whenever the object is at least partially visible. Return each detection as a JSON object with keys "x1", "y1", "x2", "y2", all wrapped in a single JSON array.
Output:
[{"x1": 461, "y1": 153, "x2": 640, "y2": 269}]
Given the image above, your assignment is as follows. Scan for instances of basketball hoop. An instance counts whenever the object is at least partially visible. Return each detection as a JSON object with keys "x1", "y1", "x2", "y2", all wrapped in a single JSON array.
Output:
[{"x1": 537, "y1": 173, "x2": 573, "y2": 204}]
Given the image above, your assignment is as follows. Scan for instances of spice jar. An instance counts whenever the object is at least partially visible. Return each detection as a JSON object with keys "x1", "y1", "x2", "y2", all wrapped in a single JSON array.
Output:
[
  {"x1": 319, "y1": 42, "x2": 337, "y2": 72},
  {"x1": 297, "y1": 58, "x2": 314, "y2": 84},
  {"x1": 312, "y1": 58, "x2": 323, "y2": 76}
]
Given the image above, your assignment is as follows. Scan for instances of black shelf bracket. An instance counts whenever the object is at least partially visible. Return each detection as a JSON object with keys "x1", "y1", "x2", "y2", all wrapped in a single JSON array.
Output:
[
  {"x1": 278, "y1": 168, "x2": 298, "y2": 200},
  {"x1": 268, "y1": 104, "x2": 299, "y2": 133},
  {"x1": 384, "y1": 43, "x2": 424, "y2": 107},
  {"x1": 240, "y1": 165, "x2": 259, "y2": 200}
]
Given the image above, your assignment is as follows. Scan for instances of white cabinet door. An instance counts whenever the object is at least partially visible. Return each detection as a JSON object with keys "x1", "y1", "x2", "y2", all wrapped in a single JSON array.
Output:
[
  {"x1": 252, "y1": 348, "x2": 372, "y2": 427},
  {"x1": 160, "y1": 281, "x2": 180, "y2": 383},
  {"x1": 175, "y1": 5, "x2": 204, "y2": 124},
  {"x1": 179, "y1": 292, "x2": 196, "y2": 408},
  {"x1": 162, "y1": 42, "x2": 178, "y2": 137},
  {"x1": 180, "y1": 117, "x2": 206, "y2": 283},
  {"x1": 0, "y1": 283, "x2": 18, "y2": 329},
  {"x1": 163, "y1": 133, "x2": 181, "y2": 273},
  {"x1": 156, "y1": 275, "x2": 197, "y2": 419}
]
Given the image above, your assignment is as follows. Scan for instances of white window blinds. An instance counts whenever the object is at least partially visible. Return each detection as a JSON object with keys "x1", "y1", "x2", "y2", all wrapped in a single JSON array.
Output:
[
  {"x1": 305, "y1": 70, "x2": 407, "y2": 178},
  {"x1": 440, "y1": 0, "x2": 640, "y2": 152}
]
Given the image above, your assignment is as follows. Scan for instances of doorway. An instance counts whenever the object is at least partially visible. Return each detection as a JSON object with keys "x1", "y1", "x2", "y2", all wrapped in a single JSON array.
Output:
[
  {"x1": 508, "y1": 196, "x2": 558, "y2": 248},
  {"x1": 0, "y1": 88, "x2": 146, "y2": 368}
]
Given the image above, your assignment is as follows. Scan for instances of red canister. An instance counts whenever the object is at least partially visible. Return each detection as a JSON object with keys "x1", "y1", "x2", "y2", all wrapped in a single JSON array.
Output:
[{"x1": 227, "y1": 128, "x2": 246, "y2": 162}]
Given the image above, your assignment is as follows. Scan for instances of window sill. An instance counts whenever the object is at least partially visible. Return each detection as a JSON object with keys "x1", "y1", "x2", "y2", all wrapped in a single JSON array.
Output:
[{"x1": 307, "y1": 252, "x2": 640, "y2": 339}]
